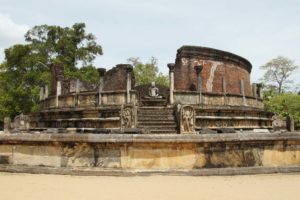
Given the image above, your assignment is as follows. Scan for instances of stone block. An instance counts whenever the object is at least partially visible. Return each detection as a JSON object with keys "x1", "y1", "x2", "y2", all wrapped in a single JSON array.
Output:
[
  {"x1": 61, "y1": 143, "x2": 95, "y2": 167},
  {"x1": 96, "y1": 147, "x2": 121, "y2": 168},
  {"x1": 13, "y1": 145, "x2": 61, "y2": 167},
  {"x1": 121, "y1": 143, "x2": 197, "y2": 169}
]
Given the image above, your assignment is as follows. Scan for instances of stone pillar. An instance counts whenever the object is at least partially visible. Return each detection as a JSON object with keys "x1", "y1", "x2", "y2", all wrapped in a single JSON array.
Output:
[
  {"x1": 56, "y1": 81, "x2": 61, "y2": 107},
  {"x1": 97, "y1": 68, "x2": 106, "y2": 106},
  {"x1": 252, "y1": 83, "x2": 257, "y2": 98},
  {"x1": 4, "y1": 117, "x2": 11, "y2": 134},
  {"x1": 257, "y1": 83, "x2": 263, "y2": 98},
  {"x1": 75, "y1": 79, "x2": 80, "y2": 93},
  {"x1": 126, "y1": 66, "x2": 133, "y2": 104},
  {"x1": 287, "y1": 115, "x2": 295, "y2": 132},
  {"x1": 44, "y1": 85, "x2": 49, "y2": 99},
  {"x1": 222, "y1": 76, "x2": 226, "y2": 94},
  {"x1": 168, "y1": 63, "x2": 175, "y2": 105},
  {"x1": 240, "y1": 80, "x2": 244, "y2": 96},
  {"x1": 240, "y1": 80, "x2": 246, "y2": 106},
  {"x1": 74, "y1": 79, "x2": 80, "y2": 106},
  {"x1": 39, "y1": 85, "x2": 44, "y2": 101},
  {"x1": 194, "y1": 65, "x2": 203, "y2": 105}
]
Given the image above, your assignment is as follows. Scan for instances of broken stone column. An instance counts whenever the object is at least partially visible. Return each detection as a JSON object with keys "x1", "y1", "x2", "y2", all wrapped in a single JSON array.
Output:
[
  {"x1": 74, "y1": 79, "x2": 80, "y2": 106},
  {"x1": 194, "y1": 65, "x2": 203, "y2": 105},
  {"x1": 256, "y1": 83, "x2": 263, "y2": 98},
  {"x1": 44, "y1": 85, "x2": 48, "y2": 99},
  {"x1": 56, "y1": 81, "x2": 62, "y2": 107},
  {"x1": 126, "y1": 66, "x2": 133, "y2": 104},
  {"x1": 240, "y1": 80, "x2": 247, "y2": 106},
  {"x1": 287, "y1": 115, "x2": 295, "y2": 132},
  {"x1": 252, "y1": 83, "x2": 257, "y2": 98},
  {"x1": 97, "y1": 68, "x2": 106, "y2": 106},
  {"x1": 168, "y1": 63, "x2": 175, "y2": 105},
  {"x1": 222, "y1": 76, "x2": 226, "y2": 94},
  {"x1": 39, "y1": 85, "x2": 45, "y2": 101},
  {"x1": 4, "y1": 117, "x2": 11, "y2": 134}
]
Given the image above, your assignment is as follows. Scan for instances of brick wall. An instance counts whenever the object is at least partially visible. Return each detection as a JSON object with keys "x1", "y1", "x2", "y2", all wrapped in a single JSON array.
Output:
[
  {"x1": 103, "y1": 64, "x2": 135, "y2": 91},
  {"x1": 174, "y1": 46, "x2": 252, "y2": 96}
]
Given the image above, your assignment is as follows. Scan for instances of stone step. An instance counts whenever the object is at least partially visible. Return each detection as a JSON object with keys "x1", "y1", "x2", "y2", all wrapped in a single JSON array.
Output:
[
  {"x1": 138, "y1": 107, "x2": 173, "y2": 110},
  {"x1": 146, "y1": 129, "x2": 178, "y2": 134},
  {"x1": 138, "y1": 110, "x2": 174, "y2": 113},
  {"x1": 138, "y1": 114, "x2": 174, "y2": 117},
  {"x1": 138, "y1": 121, "x2": 176, "y2": 126},
  {"x1": 138, "y1": 118, "x2": 175, "y2": 122},
  {"x1": 137, "y1": 125, "x2": 177, "y2": 130},
  {"x1": 138, "y1": 106, "x2": 171, "y2": 109}
]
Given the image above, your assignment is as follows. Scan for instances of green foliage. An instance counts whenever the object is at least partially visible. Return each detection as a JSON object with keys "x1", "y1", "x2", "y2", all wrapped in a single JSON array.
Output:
[
  {"x1": 260, "y1": 56, "x2": 298, "y2": 93},
  {"x1": 127, "y1": 57, "x2": 169, "y2": 86},
  {"x1": 0, "y1": 23, "x2": 102, "y2": 124},
  {"x1": 264, "y1": 93, "x2": 300, "y2": 127},
  {"x1": 25, "y1": 23, "x2": 102, "y2": 80}
]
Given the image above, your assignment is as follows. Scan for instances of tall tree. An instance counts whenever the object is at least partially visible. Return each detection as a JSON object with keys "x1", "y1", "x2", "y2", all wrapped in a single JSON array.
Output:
[
  {"x1": 0, "y1": 23, "x2": 102, "y2": 124},
  {"x1": 24, "y1": 23, "x2": 102, "y2": 80},
  {"x1": 127, "y1": 57, "x2": 169, "y2": 86},
  {"x1": 260, "y1": 56, "x2": 298, "y2": 93}
]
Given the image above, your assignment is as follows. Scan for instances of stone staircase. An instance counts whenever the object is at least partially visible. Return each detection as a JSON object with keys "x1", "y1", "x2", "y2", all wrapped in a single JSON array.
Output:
[{"x1": 137, "y1": 106, "x2": 178, "y2": 134}]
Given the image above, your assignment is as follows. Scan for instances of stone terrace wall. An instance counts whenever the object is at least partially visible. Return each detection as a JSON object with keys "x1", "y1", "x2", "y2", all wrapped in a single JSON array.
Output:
[{"x1": 1, "y1": 133, "x2": 300, "y2": 170}]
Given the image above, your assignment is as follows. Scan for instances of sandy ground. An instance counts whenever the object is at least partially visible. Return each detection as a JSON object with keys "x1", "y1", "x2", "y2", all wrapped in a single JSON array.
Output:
[{"x1": 1, "y1": 173, "x2": 300, "y2": 200}]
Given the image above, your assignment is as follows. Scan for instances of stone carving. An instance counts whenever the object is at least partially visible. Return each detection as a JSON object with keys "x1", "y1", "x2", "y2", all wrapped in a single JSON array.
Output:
[
  {"x1": 149, "y1": 82, "x2": 159, "y2": 97},
  {"x1": 62, "y1": 143, "x2": 95, "y2": 167},
  {"x1": 121, "y1": 106, "x2": 135, "y2": 129},
  {"x1": 11, "y1": 114, "x2": 30, "y2": 130},
  {"x1": 272, "y1": 115, "x2": 286, "y2": 130},
  {"x1": 180, "y1": 105, "x2": 195, "y2": 134}
]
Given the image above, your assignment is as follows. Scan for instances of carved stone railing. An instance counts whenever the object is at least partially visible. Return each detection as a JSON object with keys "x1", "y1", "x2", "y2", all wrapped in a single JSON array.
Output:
[
  {"x1": 173, "y1": 91, "x2": 264, "y2": 109},
  {"x1": 40, "y1": 90, "x2": 138, "y2": 110}
]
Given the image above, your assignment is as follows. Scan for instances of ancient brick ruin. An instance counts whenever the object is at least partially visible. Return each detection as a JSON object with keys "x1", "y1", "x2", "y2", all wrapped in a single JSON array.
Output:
[
  {"x1": 23, "y1": 45, "x2": 273, "y2": 134},
  {"x1": 1, "y1": 46, "x2": 300, "y2": 175}
]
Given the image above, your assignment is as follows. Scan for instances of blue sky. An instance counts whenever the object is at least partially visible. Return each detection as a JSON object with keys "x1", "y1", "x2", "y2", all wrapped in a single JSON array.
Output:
[{"x1": 0, "y1": 0, "x2": 299, "y2": 84}]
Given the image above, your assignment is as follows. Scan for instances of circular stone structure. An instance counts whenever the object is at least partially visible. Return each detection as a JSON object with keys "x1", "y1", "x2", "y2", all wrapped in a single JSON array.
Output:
[{"x1": 174, "y1": 46, "x2": 252, "y2": 96}]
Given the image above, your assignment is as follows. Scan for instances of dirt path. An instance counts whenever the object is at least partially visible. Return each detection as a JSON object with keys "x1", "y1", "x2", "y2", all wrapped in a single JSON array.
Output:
[{"x1": 0, "y1": 172, "x2": 299, "y2": 200}]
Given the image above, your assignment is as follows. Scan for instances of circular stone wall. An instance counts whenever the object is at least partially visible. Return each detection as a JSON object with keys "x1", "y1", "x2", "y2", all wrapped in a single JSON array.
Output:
[{"x1": 174, "y1": 46, "x2": 252, "y2": 96}]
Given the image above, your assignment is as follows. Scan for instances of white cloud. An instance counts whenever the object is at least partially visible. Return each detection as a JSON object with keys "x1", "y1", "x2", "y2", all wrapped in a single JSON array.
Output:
[{"x1": 0, "y1": 13, "x2": 29, "y2": 49}]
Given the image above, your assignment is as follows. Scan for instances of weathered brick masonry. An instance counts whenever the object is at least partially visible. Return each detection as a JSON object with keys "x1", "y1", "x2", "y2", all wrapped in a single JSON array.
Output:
[{"x1": 174, "y1": 46, "x2": 252, "y2": 96}]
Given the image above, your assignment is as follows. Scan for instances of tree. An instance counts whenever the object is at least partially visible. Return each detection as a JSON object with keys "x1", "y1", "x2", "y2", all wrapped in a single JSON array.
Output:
[
  {"x1": 0, "y1": 23, "x2": 102, "y2": 124},
  {"x1": 127, "y1": 57, "x2": 169, "y2": 86},
  {"x1": 260, "y1": 56, "x2": 298, "y2": 93},
  {"x1": 24, "y1": 23, "x2": 102, "y2": 81}
]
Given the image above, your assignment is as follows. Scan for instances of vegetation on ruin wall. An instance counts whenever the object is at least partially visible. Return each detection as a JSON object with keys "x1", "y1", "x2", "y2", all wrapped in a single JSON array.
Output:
[
  {"x1": 128, "y1": 57, "x2": 169, "y2": 86},
  {"x1": 0, "y1": 23, "x2": 102, "y2": 124},
  {"x1": 264, "y1": 93, "x2": 300, "y2": 127},
  {"x1": 261, "y1": 56, "x2": 300, "y2": 128}
]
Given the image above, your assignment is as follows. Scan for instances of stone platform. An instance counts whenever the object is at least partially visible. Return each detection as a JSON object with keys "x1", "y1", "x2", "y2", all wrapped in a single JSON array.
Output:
[{"x1": 1, "y1": 132, "x2": 300, "y2": 175}]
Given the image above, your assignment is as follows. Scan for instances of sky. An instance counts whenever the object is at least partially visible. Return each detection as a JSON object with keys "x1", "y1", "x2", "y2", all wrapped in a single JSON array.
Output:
[{"x1": 0, "y1": 0, "x2": 299, "y2": 84}]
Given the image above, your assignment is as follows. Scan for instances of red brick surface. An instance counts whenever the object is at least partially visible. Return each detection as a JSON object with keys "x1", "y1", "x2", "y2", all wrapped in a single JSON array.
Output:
[{"x1": 174, "y1": 46, "x2": 252, "y2": 96}]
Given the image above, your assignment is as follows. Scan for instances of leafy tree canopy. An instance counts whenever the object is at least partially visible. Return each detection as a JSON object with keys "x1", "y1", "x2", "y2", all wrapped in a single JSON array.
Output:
[
  {"x1": 127, "y1": 57, "x2": 169, "y2": 86},
  {"x1": 260, "y1": 56, "x2": 298, "y2": 93},
  {"x1": 0, "y1": 23, "x2": 102, "y2": 123}
]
